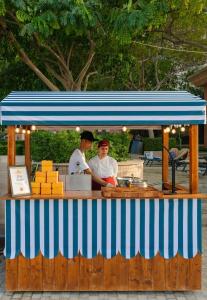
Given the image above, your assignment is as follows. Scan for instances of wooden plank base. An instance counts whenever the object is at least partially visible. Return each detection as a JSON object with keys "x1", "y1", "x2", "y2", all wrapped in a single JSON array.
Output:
[{"x1": 6, "y1": 253, "x2": 201, "y2": 291}]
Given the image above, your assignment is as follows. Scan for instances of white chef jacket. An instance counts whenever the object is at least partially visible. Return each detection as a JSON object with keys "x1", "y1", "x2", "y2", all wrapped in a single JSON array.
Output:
[
  {"x1": 68, "y1": 149, "x2": 89, "y2": 174},
  {"x1": 88, "y1": 155, "x2": 118, "y2": 178}
]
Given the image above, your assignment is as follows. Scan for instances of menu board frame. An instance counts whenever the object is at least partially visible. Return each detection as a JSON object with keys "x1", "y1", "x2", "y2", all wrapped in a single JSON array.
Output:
[{"x1": 9, "y1": 165, "x2": 31, "y2": 197}]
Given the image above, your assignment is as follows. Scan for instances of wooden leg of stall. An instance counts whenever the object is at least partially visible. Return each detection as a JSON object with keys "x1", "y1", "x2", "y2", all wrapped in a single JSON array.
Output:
[
  {"x1": 162, "y1": 126, "x2": 169, "y2": 190},
  {"x1": 7, "y1": 126, "x2": 16, "y2": 194},
  {"x1": 25, "y1": 128, "x2": 31, "y2": 177},
  {"x1": 189, "y1": 125, "x2": 199, "y2": 193}
]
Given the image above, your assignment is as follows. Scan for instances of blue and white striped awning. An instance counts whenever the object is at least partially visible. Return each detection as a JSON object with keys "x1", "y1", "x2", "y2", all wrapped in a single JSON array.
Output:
[{"x1": 0, "y1": 91, "x2": 206, "y2": 125}]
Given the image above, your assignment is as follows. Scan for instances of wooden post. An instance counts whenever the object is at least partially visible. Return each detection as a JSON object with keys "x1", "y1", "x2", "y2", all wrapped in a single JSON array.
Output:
[
  {"x1": 189, "y1": 125, "x2": 199, "y2": 193},
  {"x1": 204, "y1": 85, "x2": 207, "y2": 148},
  {"x1": 7, "y1": 126, "x2": 16, "y2": 194},
  {"x1": 25, "y1": 128, "x2": 31, "y2": 177},
  {"x1": 162, "y1": 126, "x2": 169, "y2": 190}
]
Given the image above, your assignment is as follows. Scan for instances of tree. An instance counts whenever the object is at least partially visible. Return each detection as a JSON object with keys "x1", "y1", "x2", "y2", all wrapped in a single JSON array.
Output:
[{"x1": 0, "y1": 0, "x2": 207, "y2": 92}]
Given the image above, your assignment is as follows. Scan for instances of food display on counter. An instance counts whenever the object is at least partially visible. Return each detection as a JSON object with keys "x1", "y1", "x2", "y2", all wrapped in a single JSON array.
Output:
[{"x1": 31, "y1": 160, "x2": 64, "y2": 195}]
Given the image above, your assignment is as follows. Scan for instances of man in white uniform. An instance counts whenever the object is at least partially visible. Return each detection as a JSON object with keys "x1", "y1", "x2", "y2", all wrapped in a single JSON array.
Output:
[
  {"x1": 88, "y1": 139, "x2": 118, "y2": 190},
  {"x1": 69, "y1": 131, "x2": 113, "y2": 187}
]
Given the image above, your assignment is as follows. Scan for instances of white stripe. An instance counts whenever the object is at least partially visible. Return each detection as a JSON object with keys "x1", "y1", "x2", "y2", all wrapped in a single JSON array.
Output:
[
  {"x1": 154, "y1": 199, "x2": 159, "y2": 255},
  {"x1": 173, "y1": 199, "x2": 179, "y2": 256},
  {"x1": 68, "y1": 200, "x2": 73, "y2": 258},
  {"x1": 58, "y1": 200, "x2": 64, "y2": 254},
  {"x1": 135, "y1": 200, "x2": 140, "y2": 255},
  {"x1": 164, "y1": 200, "x2": 169, "y2": 259},
  {"x1": 2, "y1": 115, "x2": 205, "y2": 121},
  {"x1": 144, "y1": 199, "x2": 150, "y2": 259},
  {"x1": 3, "y1": 105, "x2": 204, "y2": 112},
  {"x1": 49, "y1": 200, "x2": 54, "y2": 259},
  {"x1": 125, "y1": 200, "x2": 131, "y2": 258},
  {"x1": 192, "y1": 199, "x2": 198, "y2": 257},
  {"x1": 87, "y1": 199, "x2": 92, "y2": 258},
  {"x1": 30, "y1": 200, "x2": 35, "y2": 259},
  {"x1": 106, "y1": 200, "x2": 111, "y2": 258},
  {"x1": 183, "y1": 200, "x2": 188, "y2": 258},
  {"x1": 78, "y1": 199, "x2": 83, "y2": 254},
  {"x1": 39, "y1": 200, "x2": 44, "y2": 256},
  {"x1": 116, "y1": 199, "x2": 121, "y2": 254},
  {"x1": 20, "y1": 200, "x2": 25, "y2": 257},
  {"x1": 10, "y1": 201, "x2": 16, "y2": 259},
  {"x1": 97, "y1": 199, "x2": 102, "y2": 254}
]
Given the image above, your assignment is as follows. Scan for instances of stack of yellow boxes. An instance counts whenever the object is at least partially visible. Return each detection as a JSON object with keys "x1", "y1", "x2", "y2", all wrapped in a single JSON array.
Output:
[{"x1": 31, "y1": 160, "x2": 64, "y2": 195}]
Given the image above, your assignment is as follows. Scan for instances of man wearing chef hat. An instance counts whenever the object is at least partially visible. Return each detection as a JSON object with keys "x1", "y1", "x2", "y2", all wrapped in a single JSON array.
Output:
[
  {"x1": 69, "y1": 131, "x2": 114, "y2": 187},
  {"x1": 88, "y1": 139, "x2": 118, "y2": 190}
]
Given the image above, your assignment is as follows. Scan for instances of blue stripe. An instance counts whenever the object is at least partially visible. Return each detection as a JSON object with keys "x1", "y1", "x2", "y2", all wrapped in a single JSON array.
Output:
[
  {"x1": 102, "y1": 199, "x2": 107, "y2": 257},
  {"x1": 82, "y1": 200, "x2": 87, "y2": 257},
  {"x1": 178, "y1": 200, "x2": 184, "y2": 256},
  {"x1": 5, "y1": 200, "x2": 11, "y2": 258},
  {"x1": 188, "y1": 199, "x2": 193, "y2": 258},
  {"x1": 111, "y1": 199, "x2": 116, "y2": 257},
  {"x1": 168, "y1": 200, "x2": 174, "y2": 258},
  {"x1": 140, "y1": 199, "x2": 145, "y2": 256},
  {"x1": 121, "y1": 199, "x2": 126, "y2": 257},
  {"x1": 92, "y1": 200, "x2": 97, "y2": 257},
  {"x1": 3, "y1": 120, "x2": 205, "y2": 126},
  {"x1": 54, "y1": 200, "x2": 59, "y2": 257},
  {"x1": 197, "y1": 199, "x2": 202, "y2": 253},
  {"x1": 63, "y1": 200, "x2": 68, "y2": 258},
  {"x1": 130, "y1": 199, "x2": 135, "y2": 258},
  {"x1": 149, "y1": 200, "x2": 154, "y2": 258},
  {"x1": 34, "y1": 200, "x2": 40, "y2": 257},
  {"x1": 159, "y1": 199, "x2": 164, "y2": 257},
  {"x1": 73, "y1": 199, "x2": 78, "y2": 257},
  {"x1": 44, "y1": 200, "x2": 49, "y2": 258},
  {"x1": 2, "y1": 110, "x2": 204, "y2": 116},
  {"x1": 25, "y1": 200, "x2": 30, "y2": 258},
  {"x1": 15, "y1": 200, "x2": 20, "y2": 255}
]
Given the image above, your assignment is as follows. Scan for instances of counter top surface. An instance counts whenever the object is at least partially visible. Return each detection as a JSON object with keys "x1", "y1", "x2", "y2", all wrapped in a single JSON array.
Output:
[{"x1": 1, "y1": 191, "x2": 207, "y2": 200}]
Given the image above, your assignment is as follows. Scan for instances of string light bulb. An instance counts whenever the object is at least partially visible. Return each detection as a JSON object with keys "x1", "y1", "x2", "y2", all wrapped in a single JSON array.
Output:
[
  {"x1": 75, "y1": 126, "x2": 80, "y2": 132},
  {"x1": 27, "y1": 130, "x2": 31, "y2": 135},
  {"x1": 22, "y1": 129, "x2": 26, "y2": 134},
  {"x1": 171, "y1": 127, "x2": 176, "y2": 134},
  {"x1": 180, "y1": 126, "x2": 185, "y2": 132},
  {"x1": 122, "y1": 126, "x2": 127, "y2": 132},
  {"x1": 31, "y1": 125, "x2": 36, "y2": 131},
  {"x1": 15, "y1": 127, "x2": 20, "y2": 133},
  {"x1": 165, "y1": 127, "x2": 170, "y2": 133}
]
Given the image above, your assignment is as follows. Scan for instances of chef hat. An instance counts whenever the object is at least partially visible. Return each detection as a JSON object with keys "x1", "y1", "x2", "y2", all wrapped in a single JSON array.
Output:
[{"x1": 98, "y1": 139, "x2": 110, "y2": 148}]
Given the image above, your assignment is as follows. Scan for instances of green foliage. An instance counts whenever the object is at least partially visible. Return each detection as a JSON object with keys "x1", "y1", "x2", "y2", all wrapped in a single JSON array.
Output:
[
  {"x1": 0, "y1": 140, "x2": 24, "y2": 155},
  {"x1": 143, "y1": 137, "x2": 177, "y2": 151},
  {"x1": 30, "y1": 130, "x2": 131, "y2": 163}
]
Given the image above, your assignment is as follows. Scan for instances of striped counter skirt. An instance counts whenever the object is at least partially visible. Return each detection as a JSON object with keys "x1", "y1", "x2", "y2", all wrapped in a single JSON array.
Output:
[{"x1": 4, "y1": 198, "x2": 202, "y2": 291}]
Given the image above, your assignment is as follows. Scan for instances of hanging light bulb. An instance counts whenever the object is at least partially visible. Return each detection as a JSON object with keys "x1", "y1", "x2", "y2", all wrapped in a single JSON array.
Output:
[
  {"x1": 22, "y1": 129, "x2": 26, "y2": 134},
  {"x1": 165, "y1": 126, "x2": 170, "y2": 133},
  {"x1": 122, "y1": 126, "x2": 127, "y2": 132},
  {"x1": 171, "y1": 127, "x2": 176, "y2": 134},
  {"x1": 31, "y1": 125, "x2": 36, "y2": 131},
  {"x1": 75, "y1": 126, "x2": 80, "y2": 132},
  {"x1": 180, "y1": 125, "x2": 185, "y2": 132},
  {"x1": 27, "y1": 130, "x2": 31, "y2": 135},
  {"x1": 15, "y1": 127, "x2": 20, "y2": 133}
]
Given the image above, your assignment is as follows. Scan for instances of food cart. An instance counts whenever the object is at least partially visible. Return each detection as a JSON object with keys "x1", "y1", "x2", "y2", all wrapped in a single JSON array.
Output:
[{"x1": 0, "y1": 91, "x2": 207, "y2": 291}]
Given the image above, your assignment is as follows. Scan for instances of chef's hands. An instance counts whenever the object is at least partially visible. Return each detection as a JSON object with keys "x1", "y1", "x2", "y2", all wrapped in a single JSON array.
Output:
[{"x1": 106, "y1": 183, "x2": 114, "y2": 187}]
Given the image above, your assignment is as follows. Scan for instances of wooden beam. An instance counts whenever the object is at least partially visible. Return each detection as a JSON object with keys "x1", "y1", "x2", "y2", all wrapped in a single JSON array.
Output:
[
  {"x1": 25, "y1": 129, "x2": 31, "y2": 177},
  {"x1": 189, "y1": 125, "x2": 199, "y2": 193},
  {"x1": 7, "y1": 126, "x2": 16, "y2": 194},
  {"x1": 162, "y1": 126, "x2": 169, "y2": 190}
]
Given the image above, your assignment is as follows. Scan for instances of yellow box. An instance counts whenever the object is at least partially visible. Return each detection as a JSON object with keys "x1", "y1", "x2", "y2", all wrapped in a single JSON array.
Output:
[
  {"x1": 41, "y1": 188, "x2": 51, "y2": 195},
  {"x1": 47, "y1": 171, "x2": 59, "y2": 183},
  {"x1": 32, "y1": 187, "x2": 40, "y2": 195},
  {"x1": 35, "y1": 176, "x2": 46, "y2": 183},
  {"x1": 31, "y1": 182, "x2": 40, "y2": 188},
  {"x1": 41, "y1": 183, "x2": 51, "y2": 189},
  {"x1": 52, "y1": 182, "x2": 64, "y2": 195},
  {"x1": 36, "y1": 171, "x2": 46, "y2": 177},
  {"x1": 42, "y1": 160, "x2": 53, "y2": 172}
]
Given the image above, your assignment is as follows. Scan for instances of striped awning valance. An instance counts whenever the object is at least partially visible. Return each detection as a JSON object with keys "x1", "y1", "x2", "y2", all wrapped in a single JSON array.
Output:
[{"x1": 0, "y1": 91, "x2": 206, "y2": 125}]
